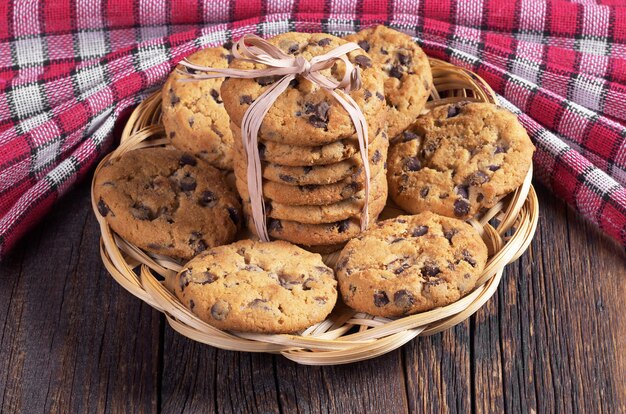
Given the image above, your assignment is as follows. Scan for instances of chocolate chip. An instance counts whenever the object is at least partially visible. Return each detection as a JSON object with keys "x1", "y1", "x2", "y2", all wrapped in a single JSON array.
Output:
[
  {"x1": 240, "y1": 95, "x2": 253, "y2": 105},
  {"x1": 455, "y1": 185, "x2": 469, "y2": 199},
  {"x1": 394, "y1": 290, "x2": 415, "y2": 309},
  {"x1": 372, "y1": 150, "x2": 382, "y2": 164},
  {"x1": 279, "y1": 174, "x2": 296, "y2": 183},
  {"x1": 200, "y1": 271, "x2": 218, "y2": 284},
  {"x1": 357, "y1": 40, "x2": 370, "y2": 52},
  {"x1": 289, "y1": 77, "x2": 300, "y2": 88},
  {"x1": 211, "y1": 301, "x2": 230, "y2": 320},
  {"x1": 402, "y1": 130, "x2": 419, "y2": 142},
  {"x1": 391, "y1": 238, "x2": 405, "y2": 244},
  {"x1": 268, "y1": 218, "x2": 282, "y2": 232},
  {"x1": 248, "y1": 298, "x2": 270, "y2": 310},
  {"x1": 225, "y1": 54, "x2": 234, "y2": 64},
  {"x1": 374, "y1": 291, "x2": 390, "y2": 307},
  {"x1": 188, "y1": 117, "x2": 195, "y2": 127},
  {"x1": 244, "y1": 265, "x2": 263, "y2": 272},
  {"x1": 131, "y1": 203, "x2": 153, "y2": 220},
  {"x1": 420, "y1": 141, "x2": 437, "y2": 159},
  {"x1": 303, "y1": 166, "x2": 313, "y2": 174},
  {"x1": 412, "y1": 225, "x2": 428, "y2": 237},
  {"x1": 444, "y1": 229, "x2": 458, "y2": 242},
  {"x1": 97, "y1": 198, "x2": 110, "y2": 217},
  {"x1": 258, "y1": 143, "x2": 266, "y2": 159},
  {"x1": 210, "y1": 88, "x2": 222, "y2": 104},
  {"x1": 199, "y1": 190, "x2": 218, "y2": 207},
  {"x1": 494, "y1": 143, "x2": 509, "y2": 154},
  {"x1": 180, "y1": 174, "x2": 197, "y2": 192},
  {"x1": 397, "y1": 53, "x2": 410, "y2": 65},
  {"x1": 169, "y1": 89, "x2": 180, "y2": 106},
  {"x1": 189, "y1": 299, "x2": 195, "y2": 310},
  {"x1": 227, "y1": 207, "x2": 240, "y2": 225},
  {"x1": 477, "y1": 193, "x2": 485, "y2": 202},
  {"x1": 388, "y1": 257, "x2": 411, "y2": 274},
  {"x1": 488, "y1": 165, "x2": 501, "y2": 171},
  {"x1": 222, "y1": 40, "x2": 233, "y2": 51},
  {"x1": 340, "y1": 182, "x2": 359, "y2": 197},
  {"x1": 421, "y1": 262, "x2": 441, "y2": 277},
  {"x1": 439, "y1": 193, "x2": 449, "y2": 199},
  {"x1": 316, "y1": 266, "x2": 332, "y2": 275},
  {"x1": 314, "y1": 296, "x2": 327, "y2": 305},
  {"x1": 211, "y1": 124, "x2": 223, "y2": 138},
  {"x1": 278, "y1": 273, "x2": 300, "y2": 290},
  {"x1": 302, "y1": 278, "x2": 315, "y2": 291},
  {"x1": 180, "y1": 153, "x2": 197, "y2": 167},
  {"x1": 287, "y1": 43, "x2": 299, "y2": 54},
  {"x1": 169, "y1": 131, "x2": 176, "y2": 139},
  {"x1": 363, "y1": 89, "x2": 372, "y2": 100},
  {"x1": 354, "y1": 55, "x2": 372, "y2": 68},
  {"x1": 469, "y1": 171, "x2": 489, "y2": 185},
  {"x1": 193, "y1": 240, "x2": 208, "y2": 254},
  {"x1": 389, "y1": 65, "x2": 403, "y2": 79},
  {"x1": 404, "y1": 157, "x2": 421, "y2": 172},
  {"x1": 447, "y1": 105, "x2": 460, "y2": 118},
  {"x1": 336, "y1": 257, "x2": 349, "y2": 271},
  {"x1": 461, "y1": 249, "x2": 477, "y2": 267},
  {"x1": 454, "y1": 199, "x2": 470, "y2": 217},
  {"x1": 257, "y1": 76, "x2": 278, "y2": 86},
  {"x1": 305, "y1": 101, "x2": 330, "y2": 128},
  {"x1": 420, "y1": 187, "x2": 429, "y2": 198},
  {"x1": 376, "y1": 91, "x2": 385, "y2": 101},
  {"x1": 317, "y1": 38, "x2": 332, "y2": 47},
  {"x1": 336, "y1": 219, "x2": 350, "y2": 233},
  {"x1": 380, "y1": 48, "x2": 389, "y2": 55},
  {"x1": 179, "y1": 269, "x2": 191, "y2": 291}
]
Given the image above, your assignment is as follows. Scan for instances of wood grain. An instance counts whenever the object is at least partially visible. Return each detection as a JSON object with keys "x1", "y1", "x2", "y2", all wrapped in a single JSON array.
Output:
[{"x1": 0, "y1": 181, "x2": 624, "y2": 413}]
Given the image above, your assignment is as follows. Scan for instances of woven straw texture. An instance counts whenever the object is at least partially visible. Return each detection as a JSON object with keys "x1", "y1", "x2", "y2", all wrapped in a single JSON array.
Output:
[{"x1": 91, "y1": 59, "x2": 538, "y2": 365}]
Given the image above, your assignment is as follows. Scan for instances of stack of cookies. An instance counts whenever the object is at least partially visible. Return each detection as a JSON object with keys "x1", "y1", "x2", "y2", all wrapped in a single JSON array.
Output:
[
  {"x1": 220, "y1": 28, "x2": 433, "y2": 252},
  {"x1": 219, "y1": 32, "x2": 389, "y2": 252}
]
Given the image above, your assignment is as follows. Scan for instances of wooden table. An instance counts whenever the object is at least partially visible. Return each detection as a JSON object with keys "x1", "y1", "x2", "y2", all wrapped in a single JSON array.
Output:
[{"x1": 0, "y1": 178, "x2": 624, "y2": 413}]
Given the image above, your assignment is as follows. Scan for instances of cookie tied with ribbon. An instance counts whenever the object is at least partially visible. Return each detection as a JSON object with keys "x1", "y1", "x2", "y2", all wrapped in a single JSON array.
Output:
[{"x1": 179, "y1": 33, "x2": 383, "y2": 241}]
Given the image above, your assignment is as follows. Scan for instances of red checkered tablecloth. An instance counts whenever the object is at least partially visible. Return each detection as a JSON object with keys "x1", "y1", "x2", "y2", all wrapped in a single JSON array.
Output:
[{"x1": 0, "y1": 0, "x2": 625, "y2": 255}]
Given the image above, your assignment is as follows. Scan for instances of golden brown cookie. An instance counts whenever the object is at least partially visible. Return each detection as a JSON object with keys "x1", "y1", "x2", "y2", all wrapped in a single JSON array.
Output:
[
  {"x1": 162, "y1": 46, "x2": 234, "y2": 170},
  {"x1": 93, "y1": 148, "x2": 242, "y2": 260},
  {"x1": 221, "y1": 32, "x2": 386, "y2": 145},
  {"x1": 174, "y1": 240, "x2": 337, "y2": 333},
  {"x1": 387, "y1": 102, "x2": 535, "y2": 219},
  {"x1": 335, "y1": 212, "x2": 488, "y2": 316},
  {"x1": 345, "y1": 25, "x2": 432, "y2": 138}
]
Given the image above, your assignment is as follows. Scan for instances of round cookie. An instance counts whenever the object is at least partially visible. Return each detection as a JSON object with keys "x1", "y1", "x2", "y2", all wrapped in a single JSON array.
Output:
[
  {"x1": 387, "y1": 102, "x2": 535, "y2": 219},
  {"x1": 221, "y1": 32, "x2": 386, "y2": 146},
  {"x1": 174, "y1": 239, "x2": 337, "y2": 333},
  {"x1": 253, "y1": 131, "x2": 388, "y2": 186},
  {"x1": 345, "y1": 25, "x2": 432, "y2": 139},
  {"x1": 94, "y1": 148, "x2": 242, "y2": 260},
  {"x1": 335, "y1": 212, "x2": 488, "y2": 317},
  {"x1": 231, "y1": 122, "x2": 368, "y2": 166},
  {"x1": 162, "y1": 46, "x2": 235, "y2": 170}
]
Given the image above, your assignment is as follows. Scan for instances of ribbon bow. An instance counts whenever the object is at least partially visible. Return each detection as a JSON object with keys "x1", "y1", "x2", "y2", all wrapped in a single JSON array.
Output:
[{"x1": 180, "y1": 34, "x2": 371, "y2": 242}]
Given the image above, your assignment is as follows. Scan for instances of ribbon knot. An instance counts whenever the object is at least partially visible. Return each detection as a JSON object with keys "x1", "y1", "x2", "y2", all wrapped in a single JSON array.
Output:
[{"x1": 179, "y1": 34, "x2": 371, "y2": 242}]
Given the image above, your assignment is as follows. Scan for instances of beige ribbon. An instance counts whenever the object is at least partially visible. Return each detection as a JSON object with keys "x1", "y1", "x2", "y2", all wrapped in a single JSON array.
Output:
[{"x1": 179, "y1": 34, "x2": 370, "y2": 241}]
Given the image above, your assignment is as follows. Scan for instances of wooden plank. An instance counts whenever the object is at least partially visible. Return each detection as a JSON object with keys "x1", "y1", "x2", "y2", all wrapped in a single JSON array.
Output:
[
  {"x1": 160, "y1": 330, "x2": 283, "y2": 413},
  {"x1": 275, "y1": 350, "x2": 408, "y2": 413},
  {"x1": 472, "y1": 185, "x2": 626, "y2": 413},
  {"x1": 0, "y1": 182, "x2": 161, "y2": 414},
  {"x1": 403, "y1": 322, "x2": 472, "y2": 413}
]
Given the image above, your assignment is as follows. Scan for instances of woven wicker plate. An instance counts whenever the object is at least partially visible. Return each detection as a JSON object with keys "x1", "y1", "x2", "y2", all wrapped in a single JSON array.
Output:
[{"x1": 91, "y1": 58, "x2": 539, "y2": 365}]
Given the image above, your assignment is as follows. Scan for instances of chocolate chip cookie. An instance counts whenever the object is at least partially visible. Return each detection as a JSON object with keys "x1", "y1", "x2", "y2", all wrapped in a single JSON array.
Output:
[
  {"x1": 387, "y1": 102, "x2": 535, "y2": 219},
  {"x1": 162, "y1": 46, "x2": 235, "y2": 170},
  {"x1": 335, "y1": 212, "x2": 488, "y2": 316},
  {"x1": 345, "y1": 25, "x2": 432, "y2": 139},
  {"x1": 221, "y1": 32, "x2": 386, "y2": 145},
  {"x1": 174, "y1": 239, "x2": 337, "y2": 333},
  {"x1": 231, "y1": 122, "x2": 385, "y2": 167},
  {"x1": 94, "y1": 148, "x2": 242, "y2": 260}
]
